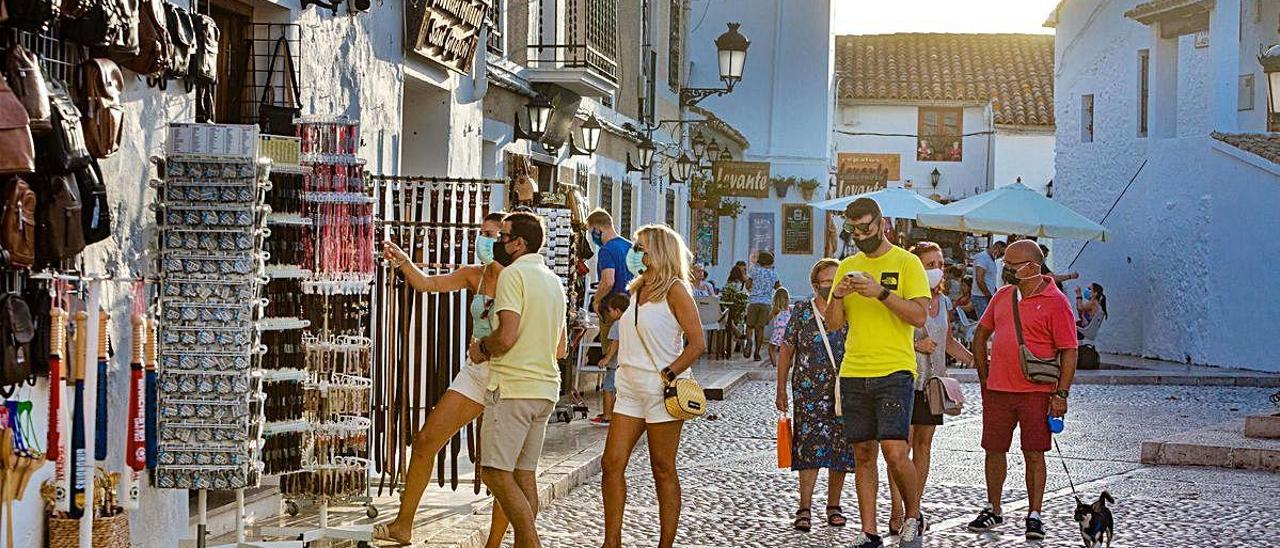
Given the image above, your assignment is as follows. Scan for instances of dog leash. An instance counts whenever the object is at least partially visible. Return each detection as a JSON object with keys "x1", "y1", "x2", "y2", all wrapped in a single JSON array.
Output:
[{"x1": 1052, "y1": 438, "x2": 1082, "y2": 502}]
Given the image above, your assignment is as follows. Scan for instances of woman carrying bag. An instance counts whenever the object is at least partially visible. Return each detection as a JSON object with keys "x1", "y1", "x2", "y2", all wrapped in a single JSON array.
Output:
[
  {"x1": 601, "y1": 224, "x2": 706, "y2": 548},
  {"x1": 775, "y1": 258, "x2": 857, "y2": 532}
]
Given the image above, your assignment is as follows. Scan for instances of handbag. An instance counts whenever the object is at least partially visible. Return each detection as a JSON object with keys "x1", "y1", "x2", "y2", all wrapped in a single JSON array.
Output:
[
  {"x1": 0, "y1": 74, "x2": 34, "y2": 175},
  {"x1": 632, "y1": 285, "x2": 706, "y2": 420},
  {"x1": 924, "y1": 376, "x2": 964, "y2": 416},
  {"x1": 1011, "y1": 288, "x2": 1062, "y2": 385},
  {"x1": 258, "y1": 35, "x2": 301, "y2": 136},
  {"x1": 810, "y1": 298, "x2": 842, "y2": 417}
]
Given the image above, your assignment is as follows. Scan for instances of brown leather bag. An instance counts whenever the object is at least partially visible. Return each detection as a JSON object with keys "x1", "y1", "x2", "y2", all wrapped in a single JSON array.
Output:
[
  {"x1": 0, "y1": 75, "x2": 35, "y2": 175},
  {"x1": 121, "y1": 0, "x2": 170, "y2": 78},
  {"x1": 5, "y1": 44, "x2": 51, "y2": 134},
  {"x1": 1, "y1": 176, "x2": 37, "y2": 267},
  {"x1": 76, "y1": 58, "x2": 125, "y2": 159}
]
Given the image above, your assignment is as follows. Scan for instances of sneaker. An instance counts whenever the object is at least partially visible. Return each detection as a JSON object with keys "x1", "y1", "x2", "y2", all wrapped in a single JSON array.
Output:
[
  {"x1": 899, "y1": 516, "x2": 924, "y2": 548},
  {"x1": 589, "y1": 416, "x2": 610, "y2": 427},
  {"x1": 967, "y1": 508, "x2": 1004, "y2": 532},
  {"x1": 852, "y1": 532, "x2": 883, "y2": 548},
  {"x1": 1025, "y1": 516, "x2": 1045, "y2": 540}
]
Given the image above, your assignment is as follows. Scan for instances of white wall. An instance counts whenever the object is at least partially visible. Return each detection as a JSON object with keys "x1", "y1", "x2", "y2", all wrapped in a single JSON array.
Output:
[
  {"x1": 1053, "y1": 0, "x2": 1280, "y2": 371},
  {"x1": 994, "y1": 130, "x2": 1056, "y2": 193},
  {"x1": 688, "y1": 0, "x2": 833, "y2": 295}
]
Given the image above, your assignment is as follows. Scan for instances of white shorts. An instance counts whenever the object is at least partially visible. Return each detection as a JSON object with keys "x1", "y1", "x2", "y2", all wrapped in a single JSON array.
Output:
[
  {"x1": 612, "y1": 366, "x2": 682, "y2": 424},
  {"x1": 448, "y1": 362, "x2": 491, "y2": 404}
]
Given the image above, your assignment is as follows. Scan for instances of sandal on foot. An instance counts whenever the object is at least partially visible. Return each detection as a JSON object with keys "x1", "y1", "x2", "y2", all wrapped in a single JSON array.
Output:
[
  {"x1": 373, "y1": 523, "x2": 411, "y2": 545},
  {"x1": 793, "y1": 508, "x2": 812, "y2": 532},
  {"x1": 826, "y1": 505, "x2": 847, "y2": 527}
]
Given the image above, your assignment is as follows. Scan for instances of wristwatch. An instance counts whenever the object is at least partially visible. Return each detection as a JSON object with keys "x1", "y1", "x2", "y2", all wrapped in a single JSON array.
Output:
[
  {"x1": 877, "y1": 288, "x2": 891, "y2": 301},
  {"x1": 661, "y1": 367, "x2": 676, "y2": 382},
  {"x1": 1053, "y1": 389, "x2": 1070, "y2": 399}
]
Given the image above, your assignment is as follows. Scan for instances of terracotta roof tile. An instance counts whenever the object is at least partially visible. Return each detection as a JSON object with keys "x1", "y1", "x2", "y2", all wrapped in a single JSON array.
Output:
[
  {"x1": 1212, "y1": 132, "x2": 1280, "y2": 164},
  {"x1": 836, "y1": 33, "x2": 1056, "y2": 127}
]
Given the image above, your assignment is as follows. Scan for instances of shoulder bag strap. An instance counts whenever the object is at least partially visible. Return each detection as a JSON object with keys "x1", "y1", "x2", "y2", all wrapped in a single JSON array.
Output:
[
  {"x1": 632, "y1": 279, "x2": 683, "y2": 380},
  {"x1": 1010, "y1": 288, "x2": 1028, "y2": 349},
  {"x1": 810, "y1": 299, "x2": 838, "y2": 372},
  {"x1": 280, "y1": 35, "x2": 301, "y2": 108}
]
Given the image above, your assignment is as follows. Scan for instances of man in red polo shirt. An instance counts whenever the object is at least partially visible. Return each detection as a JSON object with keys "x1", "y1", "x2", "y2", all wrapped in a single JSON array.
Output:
[{"x1": 966, "y1": 240, "x2": 1078, "y2": 541}]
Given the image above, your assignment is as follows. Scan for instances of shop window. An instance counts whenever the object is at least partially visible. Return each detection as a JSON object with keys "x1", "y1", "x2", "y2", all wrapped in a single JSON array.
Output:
[
  {"x1": 668, "y1": 0, "x2": 682, "y2": 93},
  {"x1": 1081, "y1": 94, "x2": 1094, "y2": 143},
  {"x1": 619, "y1": 180, "x2": 634, "y2": 237},
  {"x1": 916, "y1": 107, "x2": 962, "y2": 162},
  {"x1": 1137, "y1": 49, "x2": 1149, "y2": 137}
]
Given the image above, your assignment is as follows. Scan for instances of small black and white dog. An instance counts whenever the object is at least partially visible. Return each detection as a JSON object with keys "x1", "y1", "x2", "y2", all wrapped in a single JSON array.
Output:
[{"x1": 1073, "y1": 491, "x2": 1115, "y2": 548}]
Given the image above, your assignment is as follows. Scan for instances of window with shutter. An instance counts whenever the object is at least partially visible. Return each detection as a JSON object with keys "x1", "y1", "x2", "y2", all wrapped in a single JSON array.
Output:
[
  {"x1": 620, "y1": 180, "x2": 634, "y2": 236},
  {"x1": 668, "y1": 0, "x2": 682, "y2": 93},
  {"x1": 917, "y1": 107, "x2": 963, "y2": 162}
]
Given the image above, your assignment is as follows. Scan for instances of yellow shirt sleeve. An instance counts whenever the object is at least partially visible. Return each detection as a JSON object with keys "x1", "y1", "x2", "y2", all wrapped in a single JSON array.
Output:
[
  {"x1": 898, "y1": 252, "x2": 931, "y2": 301},
  {"x1": 494, "y1": 267, "x2": 525, "y2": 316}
]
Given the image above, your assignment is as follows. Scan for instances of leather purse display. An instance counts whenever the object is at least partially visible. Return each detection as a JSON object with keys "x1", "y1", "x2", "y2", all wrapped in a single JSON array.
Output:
[
  {"x1": 44, "y1": 80, "x2": 92, "y2": 173},
  {"x1": 0, "y1": 72, "x2": 35, "y2": 175},
  {"x1": 257, "y1": 36, "x2": 301, "y2": 136}
]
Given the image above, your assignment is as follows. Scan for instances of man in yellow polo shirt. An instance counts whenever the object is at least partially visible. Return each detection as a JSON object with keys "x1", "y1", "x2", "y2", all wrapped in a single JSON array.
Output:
[
  {"x1": 824, "y1": 197, "x2": 931, "y2": 548},
  {"x1": 468, "y1": 211, "x2": 568, "y2": 548}
]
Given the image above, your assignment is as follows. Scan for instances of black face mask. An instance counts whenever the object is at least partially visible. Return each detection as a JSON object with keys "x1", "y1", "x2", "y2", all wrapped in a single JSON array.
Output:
[
  {"x1": 494, "y1": 239, "x2": 517, "y2": 267},
  {"x1": 1002, "y1": 266, "x2": 1021, "y2": 285},
  {"x1": 854, "y1": 231, "x2": 883, "y2": 255}
]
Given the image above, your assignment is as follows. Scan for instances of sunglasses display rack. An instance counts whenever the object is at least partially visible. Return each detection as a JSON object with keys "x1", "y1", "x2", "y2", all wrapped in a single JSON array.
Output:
[{"x1": 534, "y1": 207, "x2": 576, "y2": 298}]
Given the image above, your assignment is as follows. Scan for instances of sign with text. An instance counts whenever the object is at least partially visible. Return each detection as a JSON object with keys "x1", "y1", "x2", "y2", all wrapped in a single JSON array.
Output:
[
  {"x1": 781, "y1": 204, "x2": 813, "y2": 255},
  {"x1": 405, "y1": 0, "x2": 489, "y2": 74},
  {"x1": 713, "y1": 161, "x2": 770, "y2": 198},
  {"x1": 836, "y1": 152, "x2": 898, "y2": 197},
  {"x1": 748, "y1": 212, "x2": 775, "y2": 258}
]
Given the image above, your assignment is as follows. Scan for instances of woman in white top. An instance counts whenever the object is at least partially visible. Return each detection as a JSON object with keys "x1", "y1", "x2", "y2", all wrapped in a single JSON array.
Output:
[{"x1": 601, "y1": 224, "x2": 706, "y2": 548}]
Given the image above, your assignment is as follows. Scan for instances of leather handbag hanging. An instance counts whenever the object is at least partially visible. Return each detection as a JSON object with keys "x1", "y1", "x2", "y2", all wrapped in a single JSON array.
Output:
[
  {"x1": 4, "y1": 44, "x2": 51, "y2": 134},
  {"x1": 0, "y1": 72, "x2": 35, "y2": 175},
  {"x1": 258, "y1": 35, "x2": 301, "y2": 136},
  {"x1": 0, "y1": 176, "x2": 37, "y2": 268},
  {"x1": 163, "y1": 3, "x2": 195, "y2": 83},
  {"x1": 62, "y1": 0, "x2": 138, "y2": 59},
  {"x1": 36, "y1": 172, "x2": 87, "y2": 263},
  {"x1": 1011, "y1": 288, "x2": 1063, "y2": 385},
  {"x1": 0, "y1": 293, "x2": 35, "y2": 387},
  {"x1": 0, "y1": 0, "x2": 60, "y2": 32},
  {"x1": 189, "y1": 12, "x2": 218, "y2": 85},
  {"x1": 44, "y1": 79, "x2": 93, "y2": 172},
  {"x1": 121, "y1": 0, "x2": 171, "y2": 79},
  {"x1": 76, "y1": 159, "x2": 110, "y2": 245},
  {"x1": 76, "y1": 58, "x2": 125, "y2": 158}
]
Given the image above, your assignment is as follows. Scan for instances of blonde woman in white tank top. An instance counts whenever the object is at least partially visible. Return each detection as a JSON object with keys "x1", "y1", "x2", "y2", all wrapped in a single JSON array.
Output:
[{"x1": 601, "y1": 225, "x2": 706, "y2": 548}]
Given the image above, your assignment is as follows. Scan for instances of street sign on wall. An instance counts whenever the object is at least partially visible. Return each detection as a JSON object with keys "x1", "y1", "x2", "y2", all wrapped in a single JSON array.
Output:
[
  {"x1": 713, "y1": 161, "x2": 770, "y2": 198},
  {"x1": 748, "y1": 212, "x2": 775, "y2": 258},
  {"x1": 781, "y1": 204, "x2": 813, "y2": 255},
  {"x1": 405, "y1": 0, "x2": 488, "y2": 74}
]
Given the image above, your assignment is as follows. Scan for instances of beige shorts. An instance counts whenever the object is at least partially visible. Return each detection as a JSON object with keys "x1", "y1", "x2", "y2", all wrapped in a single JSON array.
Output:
[
  {"x1": 480, "y1": 391, "x2": 555, "y2": 471},
  {"x1": 447, "y1": 362, "x2": 490, "y2": 404}
]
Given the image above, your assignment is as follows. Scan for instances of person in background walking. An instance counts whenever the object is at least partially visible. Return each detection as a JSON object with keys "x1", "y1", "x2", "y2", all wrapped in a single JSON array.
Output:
[
  {"x1": 825, "y1": 198, "x2": 932, "y2": 548},
  {"x1": 766, "y1": 286, "x2": 791, "y2": 368},
  {"x1": 971, "y1": 239, "x2": 1007, "y2": 319},
  {"x1": 886, "y1": 242, "x2": 974, "y2": 535},
  {"x1": 746, "y1": 251, "x2": 781, "y2": 361},
  {"x1": 776, "y1": 258, "x2": 857, "y2": 533},
  {"x1": 601, "y1": 224, "x2": 706, "y2": 548},
  {"x1": 724, "y1": 262, "x2": 750, "y2": 353},
  {"x1": 588, "y1": 209, "x2": 634, "y2": 349},
  {"x1": 374, "y1": 212, "x2": 510, "y2": 546},
  {"x1": 469, "y1": 212, "x2": 569, "y2": 548},
  {"x1": 591, "y1": 293, "x2": 632, "y2": 426},
  {"x1": 966, "y1": 240, "x2": 1077, "y2": 541}
]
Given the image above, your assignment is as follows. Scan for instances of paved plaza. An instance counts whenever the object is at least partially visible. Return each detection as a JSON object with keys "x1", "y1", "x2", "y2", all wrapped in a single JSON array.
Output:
[{"x1": 525, "y1": 380, "x2": 1280, "y2": 548}]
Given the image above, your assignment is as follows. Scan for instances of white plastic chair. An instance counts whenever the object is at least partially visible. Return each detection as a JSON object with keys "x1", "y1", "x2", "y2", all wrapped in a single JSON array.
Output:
[
  {"x1": 695, "y1": 297, "x2": 729, "y2": 359},
  {"x1": 953, "y1": 306, "x2": 979, "y2": 347}
]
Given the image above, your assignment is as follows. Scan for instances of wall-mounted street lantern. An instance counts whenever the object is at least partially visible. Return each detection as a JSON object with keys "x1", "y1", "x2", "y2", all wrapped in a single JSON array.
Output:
[
  {"x1": 691, "y1": 132, "x2": 707, "y2": 162},
  {"x1": 1046, "y1": 179, "x2": 1054, "y2": 198},
  {"x1": 568, "y1": 114, "x2": 603, "y2": 157},
  {"x1": 718, "y1": 147, "x2": 733, "y2": 162},
  {"x1": 705, "y1": 137, "x2": 722, "y2": 162},
  {"x1": 1258, "y1": 44, "x2": 1280, "y2": 130},
  {"x1": 680, "y1": 23, "x2": 751, "y2": 107},
  {"x1": 627, "y1": 137, "x2": 657, "y2": 172},
  {"x1": 930, "y1": 168, "x2": 941, "y2": 190},
  {"x1": 514, "y1": 95, "x2": 554, "y2": 143},
  {"x1": 672, "y1": 153, "x2": 698, "y2": 183}
]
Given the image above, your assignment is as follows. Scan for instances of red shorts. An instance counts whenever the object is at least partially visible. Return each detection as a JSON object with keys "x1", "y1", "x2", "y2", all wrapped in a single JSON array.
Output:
[{"x1": 981, "y1": 389, "x2": 1052, "y2": 453}]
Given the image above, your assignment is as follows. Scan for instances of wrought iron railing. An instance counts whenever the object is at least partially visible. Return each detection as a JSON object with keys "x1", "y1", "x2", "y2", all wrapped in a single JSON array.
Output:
[{"x1": 526, "y1": 43, "x2": 619, "y2": 82}]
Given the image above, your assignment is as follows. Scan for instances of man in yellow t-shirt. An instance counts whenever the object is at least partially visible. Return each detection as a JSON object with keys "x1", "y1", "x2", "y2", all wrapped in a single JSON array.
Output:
[{"x1": 824, "y1": 197, "x2": 931, "y2": 548}]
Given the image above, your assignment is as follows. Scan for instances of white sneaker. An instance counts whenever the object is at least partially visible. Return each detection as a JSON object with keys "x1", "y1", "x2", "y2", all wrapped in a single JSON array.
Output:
[{"x1": 899, "y1": 516, "x2": 924, "y2": 548}]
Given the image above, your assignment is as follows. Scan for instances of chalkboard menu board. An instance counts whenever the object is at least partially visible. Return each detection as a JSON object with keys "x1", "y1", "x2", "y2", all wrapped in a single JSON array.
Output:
[{"x1": 782, "y1": 204, "x2": 813, "y2": 255}]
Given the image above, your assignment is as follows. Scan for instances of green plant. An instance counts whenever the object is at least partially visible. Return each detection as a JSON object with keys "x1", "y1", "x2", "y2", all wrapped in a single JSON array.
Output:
[
  {"x1": 797, "y1": 177, "x2": 820, "y2": 190},
  {"x1": 719, "y1": 198, "x2": 745, "y2": 218}
]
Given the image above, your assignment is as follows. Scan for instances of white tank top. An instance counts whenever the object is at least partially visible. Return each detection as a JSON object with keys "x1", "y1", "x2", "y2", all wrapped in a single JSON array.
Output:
[{"x1": 616, "y1": 283, "x2": 690, "y2": 395}]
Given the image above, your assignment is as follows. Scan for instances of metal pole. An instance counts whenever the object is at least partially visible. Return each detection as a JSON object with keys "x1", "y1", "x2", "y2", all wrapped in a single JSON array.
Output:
[{"x1": 197, "y1": 489, "x2": 208, "y2": 548}]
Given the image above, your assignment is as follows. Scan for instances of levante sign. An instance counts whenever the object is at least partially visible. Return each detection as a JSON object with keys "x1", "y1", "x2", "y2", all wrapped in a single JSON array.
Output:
[
  {"x1": 405, "y1": 0, "x2": 488, "y2": 74},
  {"x1": 712, "y1": 161, "x2": 770, "y2": 198}
]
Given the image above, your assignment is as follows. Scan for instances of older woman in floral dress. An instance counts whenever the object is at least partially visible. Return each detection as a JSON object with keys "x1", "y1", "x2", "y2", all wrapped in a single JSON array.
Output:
[{"x1": 775, "y1": 258, "x2": 858, "y2": 532}]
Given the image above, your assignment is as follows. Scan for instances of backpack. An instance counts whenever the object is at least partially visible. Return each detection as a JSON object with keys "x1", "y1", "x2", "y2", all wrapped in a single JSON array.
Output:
[
  {"x1": 0, "y1": 0, "x2": 60, "y2": 33},
  {"x1": 189, "y1": 13, "x2": 218, "y2": 85},
  {"x1": 121, "y1": 0, "x2": 170, "y2": 79},
  {"x1": 0, "y1": 293, "x2": 36, "y2": 389},
  {"x1": 43, "y1": 80, "x2": 92, "y2": 173},
  {"x1": 76, "y1": 160, "x2": 110, "y2": 245},
  {"x1": 59, "y1": 0, "x2": 91, "y2": 19},
  {"x1": 36, "y1": 172, "x2": 86, "y2": 263},
  {"x1": 163, "y1": 3, "x2": 195, "y2": 82},
  {"x1": 0, "y1": 176, "x2": 37, "y2": 268},
  {"x1": 4, "y1": 44, "x2": 51, "y2": 134},
  {"x1": 63, "y1": 0, "x2": 138, "y2": 59},
  {"x1": 0, "y1": 73, "x2": 35, "y2": 175},
  {"x1": 21, "y1": 281, "x2": 49, "y2": 377},
  {"x1": 75, "y1": 58, "x2": 124, "y2": 158}
]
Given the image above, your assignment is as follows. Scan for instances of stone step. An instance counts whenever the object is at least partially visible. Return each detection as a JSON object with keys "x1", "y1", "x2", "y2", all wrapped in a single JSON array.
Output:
[
  {"x1": 948, "y1": 368, "x2": 1280, "y2": 387},
  {"x1": 1141, "y1": 419, "x2": 1280, "y2": 472},
  {"x1": 1245, "y1": 414, "x2": 1280, "y2": 439},
  {"x1": 702, "y1": 370, "x2": 751, "y2": 400}
]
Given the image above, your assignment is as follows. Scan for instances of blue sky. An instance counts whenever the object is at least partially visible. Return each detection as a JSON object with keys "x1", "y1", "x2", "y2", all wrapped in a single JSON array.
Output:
[{"x1": 832, "y1": 0, "x2": 1059, "y2": 35}]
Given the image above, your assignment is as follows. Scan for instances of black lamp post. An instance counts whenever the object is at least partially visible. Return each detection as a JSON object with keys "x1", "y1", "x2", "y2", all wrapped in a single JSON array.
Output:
[
  {"x1": 569, "y1": 114, "x2": 603, "y2": 157},
  {"x1": 930, "y1": 168, "x2": 941, "y2": 190},
  {"x1": 691, "y1": 132, "x2": 707, "y2": 162},
  {"x1": 514, "y1": 95, "x2": 554, "y2": 143},
  {"x1": 718, "y1": 147, "x2": 733, "y2": 162},
  {"x1": 705, "y1": 138, "x2": 721, "y2": 163},
  {"x1": 1259, "y1": 44, "x2": 1280, "y2": 131},
  {"x1": 627, "y1": 137, "x2": 657, "y2": 172},
  {"x1": 672, "y1": 153, "x2": 697, "y2": 183},
  {"x1": 680, "y1": 23, "x2": 751, "y2": 107}
]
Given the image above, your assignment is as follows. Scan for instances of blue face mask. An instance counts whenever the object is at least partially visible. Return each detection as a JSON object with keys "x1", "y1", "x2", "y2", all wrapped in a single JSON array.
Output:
[
  {"x1": 475, "y1": 235, "x2": 497, "y2": 264},
  {"x1": 1082, "y1": 287, "x2": 1093, "y2": 301},
  {"x1": 625, "y1": 248, "x2": 647, "y2": 276},
  {"x1": 591, "y1": 229, "x2": 604, "y2": 248}
]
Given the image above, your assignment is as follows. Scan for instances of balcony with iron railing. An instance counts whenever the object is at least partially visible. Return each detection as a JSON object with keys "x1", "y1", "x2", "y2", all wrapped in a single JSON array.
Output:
[{"x1": 524, "y1": 0, "x2": 620, "y2": 97}]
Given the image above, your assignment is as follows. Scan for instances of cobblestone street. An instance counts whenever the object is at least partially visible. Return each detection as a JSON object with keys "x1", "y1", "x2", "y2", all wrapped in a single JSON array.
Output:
[{"x1": 529, "y1": 381, "x2": 1280, "y2": 547}]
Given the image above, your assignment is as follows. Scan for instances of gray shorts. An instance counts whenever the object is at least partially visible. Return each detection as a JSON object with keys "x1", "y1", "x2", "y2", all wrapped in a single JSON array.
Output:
[
  {"x1": 745, "y1": 303, "x2": 772, "y2": 328},
  {"x1": 480, "y1": 391, "x2": 555, "y2": 472}
]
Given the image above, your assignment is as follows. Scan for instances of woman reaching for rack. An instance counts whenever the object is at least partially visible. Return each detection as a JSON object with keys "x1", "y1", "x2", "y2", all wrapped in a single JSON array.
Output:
[{"x1": 374, "y1": 211, "x2": 511, "y2": 547}]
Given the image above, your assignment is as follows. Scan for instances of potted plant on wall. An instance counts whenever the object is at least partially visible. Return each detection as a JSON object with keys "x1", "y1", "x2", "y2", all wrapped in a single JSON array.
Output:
[
  {"x1": 798, "y1": 178, "x2": 820, "y2": 200},
  {"x1": 771, "y1": 176, "x2": 794, "y2": 199},
  {"x1": 718, "y1": 198, "x2": 745, "y2": 218}
]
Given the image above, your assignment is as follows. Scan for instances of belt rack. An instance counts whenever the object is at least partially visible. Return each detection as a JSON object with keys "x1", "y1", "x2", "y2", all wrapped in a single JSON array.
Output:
[{"x1": 368, "y1": 175, "x2": 495, "y2": 497}]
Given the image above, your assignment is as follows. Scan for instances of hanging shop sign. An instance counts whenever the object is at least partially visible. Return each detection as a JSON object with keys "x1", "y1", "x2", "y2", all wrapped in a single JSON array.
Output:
[
  {"x1": 713, "y1": 160, "x2": 770, "y2": 198},
  {"x1": 748, "y1": 212, "x2": 775, "y2": 258},
  {"x1": 836, "y1": 153, "x2": 897, "y2": 197},
  {"x1": 782, "y1": 204, "x2": 813, "y2": 255},
  {"x1": 405, "y1": 0, "x2": 489, "y2": 74}
]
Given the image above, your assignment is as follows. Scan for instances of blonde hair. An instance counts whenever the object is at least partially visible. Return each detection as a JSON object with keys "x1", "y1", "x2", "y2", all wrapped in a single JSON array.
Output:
[
  {"x1": 772, "y1": 286, "x2": 790, "y2": 312},
  {"x1": 627, "y1": 224, "x2": 692, "y2": 303}
]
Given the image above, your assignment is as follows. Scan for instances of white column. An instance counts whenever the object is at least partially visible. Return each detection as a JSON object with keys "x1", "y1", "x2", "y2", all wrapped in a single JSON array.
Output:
[
  {"x1": 1150, "y1": 23, "x2": 1180, "y2": 138},
  {"x1": 1209, "y1": 0, "x2": 1242, "y2": 132}
]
